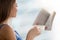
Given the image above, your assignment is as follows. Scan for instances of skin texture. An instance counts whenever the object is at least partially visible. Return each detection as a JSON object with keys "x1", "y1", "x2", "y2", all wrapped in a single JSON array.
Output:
[
  {"x1": 0, "y1": 24, "x2": 16, "y2": 40},
  {"x1": 0, "y1": 0, "x2": 41, "y2": 40},
  {"x1": 26, "y1": 26, "x2": 40, "y2": 40}
]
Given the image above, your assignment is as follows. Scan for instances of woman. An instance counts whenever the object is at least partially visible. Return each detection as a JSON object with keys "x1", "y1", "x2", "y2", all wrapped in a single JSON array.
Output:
[{"x1": 0, "y1": 0, "x2": 40, "y2": 40}]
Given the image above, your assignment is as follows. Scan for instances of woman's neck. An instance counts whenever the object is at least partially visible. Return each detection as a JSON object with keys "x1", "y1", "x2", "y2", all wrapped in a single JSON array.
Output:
[
  {"x1": 2, "y1": 20, "x2": 9, "y2": 24},
  {"x1": 2, "y1": 18, "x2": 12, "y2": 24}
]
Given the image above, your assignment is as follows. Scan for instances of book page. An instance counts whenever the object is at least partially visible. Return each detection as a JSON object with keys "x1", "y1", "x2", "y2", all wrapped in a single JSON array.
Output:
[
  {"x1": 33, "y1": 9, "x2": 56, "y2": 31},
  {"x1": 33, "y1": 9, "x2": 50, "y2": 25},
  {"x1": 45, "y1": 12, "x2": 56, "y2": 30}
]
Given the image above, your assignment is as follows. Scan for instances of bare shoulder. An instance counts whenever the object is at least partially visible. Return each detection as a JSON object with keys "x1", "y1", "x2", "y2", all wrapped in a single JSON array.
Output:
[
  {"x1": 1, "y1": 24, "x2": 13, "y2": 31},
  {"x1": 0, "y1": 24, "x2": 16, "y2": 40},
  {"x1": 0, "y1": 24, "x2": 14, "y2": 36}
]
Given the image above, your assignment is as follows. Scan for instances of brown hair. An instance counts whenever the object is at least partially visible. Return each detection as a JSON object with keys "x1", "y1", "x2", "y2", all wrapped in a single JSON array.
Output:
[{"x1": 0, "y1": 0, "x2": 15, "y2": 23}]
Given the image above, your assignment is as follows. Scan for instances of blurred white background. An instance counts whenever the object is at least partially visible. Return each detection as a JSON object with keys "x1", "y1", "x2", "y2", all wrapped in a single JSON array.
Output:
[{"x1": 9, "y1": 0, "x2": 60, "y2": 40}]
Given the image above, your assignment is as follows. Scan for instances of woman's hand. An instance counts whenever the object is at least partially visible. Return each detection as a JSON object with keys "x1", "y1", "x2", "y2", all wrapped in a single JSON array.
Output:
[{"x1": 26, "y1": 25, "x2": 41, "y2": 40}]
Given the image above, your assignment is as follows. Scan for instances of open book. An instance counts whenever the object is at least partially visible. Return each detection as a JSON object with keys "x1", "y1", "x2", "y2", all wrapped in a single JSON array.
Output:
[{"x1": 33, "y1": 9, "x2": 56, "y2": 30}]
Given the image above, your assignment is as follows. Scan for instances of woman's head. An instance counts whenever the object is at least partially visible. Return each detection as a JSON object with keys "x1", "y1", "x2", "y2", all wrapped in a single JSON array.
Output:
[{"x1": 0, "y1": 0, "x2": 17, "y2": 23}]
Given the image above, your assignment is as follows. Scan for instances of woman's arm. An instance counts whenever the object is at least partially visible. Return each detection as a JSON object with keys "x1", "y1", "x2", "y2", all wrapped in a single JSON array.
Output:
[
  {"x1": 26, "y1": 25, "x2": 41, "y2": 40},
  {"x1": 1, "y1": 24, "x2": 16, "y2": 40}
]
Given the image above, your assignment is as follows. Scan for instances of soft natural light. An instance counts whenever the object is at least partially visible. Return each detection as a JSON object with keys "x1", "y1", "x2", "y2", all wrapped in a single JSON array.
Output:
[{"x1": 9, "y1": 0, "x2": 60, "y2": 40}]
